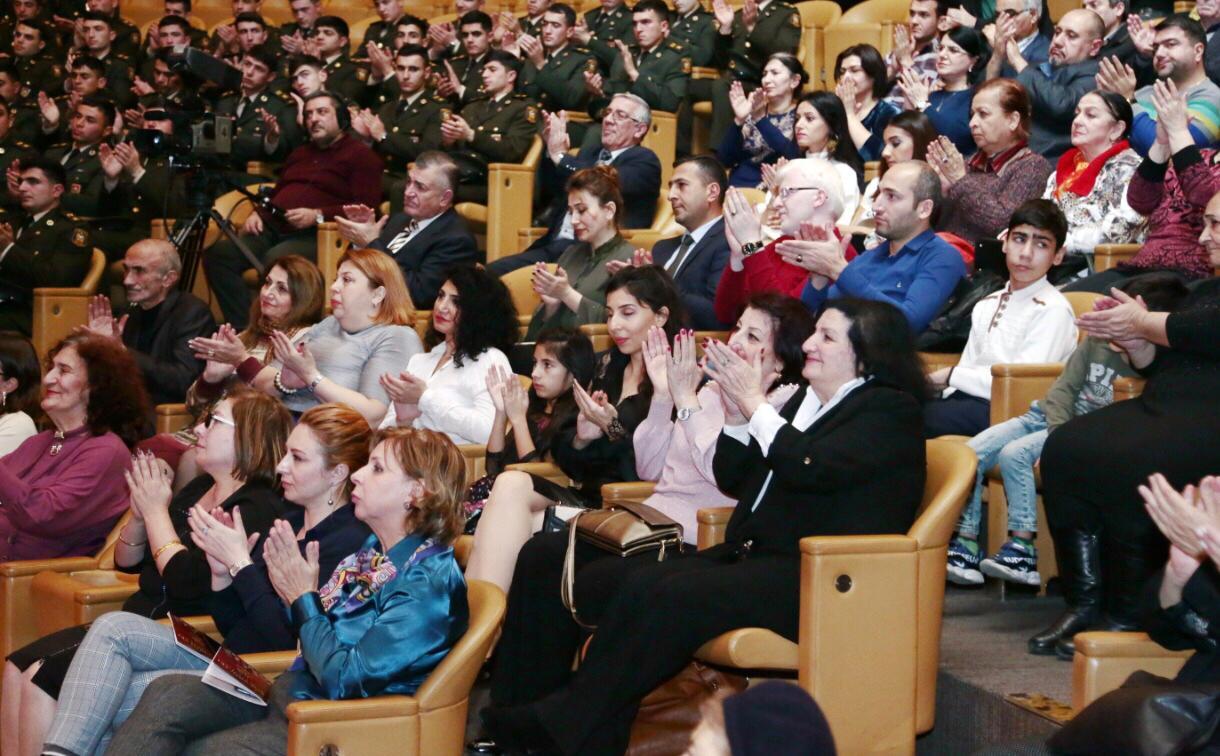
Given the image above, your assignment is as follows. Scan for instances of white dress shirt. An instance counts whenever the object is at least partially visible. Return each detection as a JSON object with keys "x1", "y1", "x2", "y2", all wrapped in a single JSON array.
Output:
[{"x1": 379, "y1": 343, "x2": 512, "y2": 445}]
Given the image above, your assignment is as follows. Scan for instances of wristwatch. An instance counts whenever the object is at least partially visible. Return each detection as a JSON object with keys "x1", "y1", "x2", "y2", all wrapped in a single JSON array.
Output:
[
  {"x1": 315, "y1": 211, "x2": 325, "y2": 226},
  {"x1": 740, "y1": 240, "x2": 765, "y2": 257},
  {"x1": 228, "y1": 559, "x2": 252, "y2": 578},
  {"x1": 676, "y1": 405, "x2": 700, "y2": 421}
]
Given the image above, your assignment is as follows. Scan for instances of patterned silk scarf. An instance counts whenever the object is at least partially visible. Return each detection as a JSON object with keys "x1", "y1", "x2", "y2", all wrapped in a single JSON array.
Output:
[
  {"x1": 317, "y1": 537, "x2": 440, "y2": 617},
  {"x1": 1052, "y1": 140, "x2": 1130, "y2": 199}
]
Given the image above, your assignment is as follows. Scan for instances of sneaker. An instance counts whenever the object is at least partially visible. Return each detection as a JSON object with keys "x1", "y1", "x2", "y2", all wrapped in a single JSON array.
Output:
[
  {"x1": 981, "y1": 538, "x2": 1042, "y2": 586},
  {"x1": 946, "y1": 536, "x2": 984, "y2": 585}
]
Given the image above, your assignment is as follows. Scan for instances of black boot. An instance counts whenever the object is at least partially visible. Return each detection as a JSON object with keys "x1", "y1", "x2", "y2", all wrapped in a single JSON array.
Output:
[
  {"x1": 1055, "y1": 539, "x2": 1165, "y2": 659},
  {"x1": 1028, "y1": 531, "x2": 1103, "y2": 655}
]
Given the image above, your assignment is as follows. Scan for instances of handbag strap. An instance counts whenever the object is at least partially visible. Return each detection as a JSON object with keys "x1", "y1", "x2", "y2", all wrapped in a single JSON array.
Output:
[{"x1": 561, "y1": 509, "x2": 597, "y2": 630}]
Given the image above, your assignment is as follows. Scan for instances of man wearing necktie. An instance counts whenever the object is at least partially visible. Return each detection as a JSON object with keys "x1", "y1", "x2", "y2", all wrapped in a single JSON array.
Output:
[{"x1": 212, "y1": 45, "x2": 301, "y2": 174}]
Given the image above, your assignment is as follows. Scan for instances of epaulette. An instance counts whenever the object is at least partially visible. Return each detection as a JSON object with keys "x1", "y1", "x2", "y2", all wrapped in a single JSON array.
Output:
[{"x1": 667, "y1": 40, "x2": 685, "y2": 52}]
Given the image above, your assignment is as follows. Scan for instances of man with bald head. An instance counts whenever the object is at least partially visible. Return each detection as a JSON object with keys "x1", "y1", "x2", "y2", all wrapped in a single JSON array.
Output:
[
  {"x1": 1007, "y1": 8, "x2": 1105, "y2": 158},
  {"x1": 83, "y1": 239, "x2": 216, "y2": 406}
]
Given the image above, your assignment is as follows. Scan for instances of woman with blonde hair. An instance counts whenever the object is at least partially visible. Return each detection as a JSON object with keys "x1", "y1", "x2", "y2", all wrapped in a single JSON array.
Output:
[{"x1": 254, "y1": 247, "x2": 422, "y2": 425}]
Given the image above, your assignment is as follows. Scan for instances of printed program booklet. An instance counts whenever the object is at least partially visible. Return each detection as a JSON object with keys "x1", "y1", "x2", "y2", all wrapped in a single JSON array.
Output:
[{"x1": 171, "y1": 614, "x2": 272, "y2": 706}]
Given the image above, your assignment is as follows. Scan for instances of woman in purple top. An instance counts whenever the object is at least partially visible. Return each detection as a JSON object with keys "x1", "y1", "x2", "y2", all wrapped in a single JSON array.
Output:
[{"x1": 0, "y1": 333, "x2": 149, "y2": 563}]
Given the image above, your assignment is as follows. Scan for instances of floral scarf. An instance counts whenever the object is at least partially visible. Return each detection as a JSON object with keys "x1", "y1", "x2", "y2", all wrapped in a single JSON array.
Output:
[
  {"x1": 1053, "y1": 140, "x2": 1130, "y2": 199},
  {"x1": 317, "y1": 537, "x2": 439, "y2": 617},
  {"x1": 743, "y1": 109, "x2": 796, "y2": 164}
]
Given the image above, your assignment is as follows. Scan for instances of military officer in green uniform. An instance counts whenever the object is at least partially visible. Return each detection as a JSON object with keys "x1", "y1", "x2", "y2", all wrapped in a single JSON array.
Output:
[
  {"x1": 436, "y1": 11, "x2": 492, "y2": 106},
  {"x1": 706, "y1": 0, "x2": 800, "y2": 145},
  {"x1": 595, "y1": 0, "x2": 689, "y2": 117},
  {"x1": 0, "y1": 62, "x2": 40, "y2": 144},
  {"x1": 210, "y1": 12, "x2": 280, "y2": 68},
  {"x1": 355, "y1": 0, "x2": 405, "y2": 60},
  {"x1": 669, "y1": 0, "x2": 717, "y2": 67},
  {"x1": 0, "y1": 98, "x2": 36, "y2": 211},
  {"x1": 136, "y1": 50, "x2": 205, "y2": 114},
  {"x1": 77, "y1": 0, "x2": 141, "y2": 58},
  {"x1": 310, "y1": 16, "x2": 367, "y2": 103},
  {"x1": 137, "y1": 16, "x2": 205, "y2": 82},
  {"x1": 278, "y1": 0, "x2": 321, "y2": 46},
  {"x1": 11, "y1": 22, "x2": 63, "y2": 101},
  {"x1": 43, "y1": 96, "x2": 112, "y2": 222},
  {"x1": 0, "y1": 0, "x2": 52, "y2": 58},
  {"x1": 517, "y1": 0, "x2": 551, "y2": 39},
  {"x1": 213, "y1": 45, "x2": 301, "y2": 173},
  {"x1": 0, "y1": 158, "x2": 92, "y2": 335},
  {"x1": 442, "y1": 50, "x2": 539, "y2": 204},
  {"x1": 519, "y1": 4, "x2": 594, "y2": 115},
  {"x1": 578, "y1": 0, "x2": 632, "y2": 71}
]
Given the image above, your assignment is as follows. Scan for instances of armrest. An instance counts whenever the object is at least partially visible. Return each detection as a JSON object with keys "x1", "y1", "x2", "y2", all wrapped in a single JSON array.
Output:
[
  {"x1": 691, "y1": 66, "x2": 720, "y2": 79},
  {"x1": 286, "y1": 695, "x2": 420, "y2": 724},
  {"x1": 504, "y1": 461, "x2": 569, "y2": 486},
  {"x1": 155, "y1": 614, "x2": 220, "y2": 641},
  {"x1": 0, "y1": 556, "x2": 97, "y2": 577},
  {"x1": 1072, "y1": 631, "x2": 1193, "y2": 710},
  {"x1": 990, "y1": 363, "x2": 1067, "y2": 378},
  {"x1": 33, "y1": 287, "x2": 92, "y2": 297},
  {"x1": 696, "y1": 507, "x2": 734, "y2": 550},
  {"x1": 240, "y1": 650, "x2": 300, "y2": 681},
  {"x1": 32, "y1": 568, "x2": 140, "y2": 635},
  {"x1": 599, "y1": 481, "x2": 657, "y2": 506},
  {"x1": 918, "y1": 352, "x2": 961, "y2": 373},
  {"x1": 800, "y1": 534, "x2": 917, "y2": 556},
  {"x1": 156, "y1": 403, "x2": 189, "y2": 417}
]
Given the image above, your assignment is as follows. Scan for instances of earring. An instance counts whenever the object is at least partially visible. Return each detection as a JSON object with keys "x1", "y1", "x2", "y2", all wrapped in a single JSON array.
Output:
[{"x1": 826, "y1": 137, "x2": 838, "y2": 152}]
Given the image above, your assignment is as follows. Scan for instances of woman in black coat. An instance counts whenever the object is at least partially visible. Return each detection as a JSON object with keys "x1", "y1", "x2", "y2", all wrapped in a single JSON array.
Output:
[{"x1": 481, "y1": 298, "x2": 930, "y2": 755}]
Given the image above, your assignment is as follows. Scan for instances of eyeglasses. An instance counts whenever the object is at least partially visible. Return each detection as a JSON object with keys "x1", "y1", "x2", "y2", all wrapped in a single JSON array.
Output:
[
  {"x1": 604, "y1": 108, "x2": 644, "y2": 124},
  {"x1": 202, "y1": 411, "x2": 236, "y2": 429},
  {"x1": 778, "y1": 186, "x2": 824, "y2": 200}
]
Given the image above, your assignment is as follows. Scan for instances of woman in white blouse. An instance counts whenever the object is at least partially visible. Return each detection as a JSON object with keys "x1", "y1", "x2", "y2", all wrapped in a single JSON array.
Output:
[
  {"x1": 793, "y1": 92, "x2": 864, "y2": 226},
  {"x1": 380, "y1": 265, "x2": 518, "y2": 445},
  {"x1": 0, "y1": 333, "x2": 40, "y2": 456}
]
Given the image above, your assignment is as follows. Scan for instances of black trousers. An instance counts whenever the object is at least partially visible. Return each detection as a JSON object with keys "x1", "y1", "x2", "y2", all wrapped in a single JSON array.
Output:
[
  {"x1": 500, "y1": 535, "x2": 801, "y2": 755},
  {"x1": 203, "y1": 228, "x2": 316, "y2": 328},
  {"x1": 923, "y1": 392, "x2": 991, "y2": 439}
]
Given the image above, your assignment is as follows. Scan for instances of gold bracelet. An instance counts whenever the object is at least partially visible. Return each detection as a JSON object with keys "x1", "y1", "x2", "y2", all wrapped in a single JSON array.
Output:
[
  {"x1": 152, "y1": 540, "x2": 184, "y2": 560},
  {"x1": 117, "y1": 530, "x2": 147, "y2": 548}
]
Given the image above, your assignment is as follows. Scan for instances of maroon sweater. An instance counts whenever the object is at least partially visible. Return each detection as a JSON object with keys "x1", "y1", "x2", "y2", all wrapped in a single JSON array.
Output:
[
  {"x1": 938, "y1": 147, "x2": 1053, "y2": 244},
  {"x1": 1125, "y1": 146, "x2": 1220, "y2": 280},
  {"x1": 268, "y1": 133, "x2": 383, "y2": 221}
]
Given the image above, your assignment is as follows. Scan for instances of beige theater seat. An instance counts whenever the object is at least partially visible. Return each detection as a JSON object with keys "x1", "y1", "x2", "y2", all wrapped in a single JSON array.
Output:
[
  {"x1": 31, "y1": 249, "x2": 107, "y2": 359},
  {"x1": 1072, "y1": 631, "x2": 1192, "y2": 711}
]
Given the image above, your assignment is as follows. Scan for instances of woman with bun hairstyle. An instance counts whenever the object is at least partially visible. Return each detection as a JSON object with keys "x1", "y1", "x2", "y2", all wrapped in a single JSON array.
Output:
[{"x1": 716, "y1": 53, "x2": 808, "y2": 188}]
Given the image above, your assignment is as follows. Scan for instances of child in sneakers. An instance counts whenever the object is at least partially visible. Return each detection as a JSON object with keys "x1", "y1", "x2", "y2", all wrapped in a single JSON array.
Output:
[{"x1": 947, "y1": 272, "x2": 1191, "y2": 586}]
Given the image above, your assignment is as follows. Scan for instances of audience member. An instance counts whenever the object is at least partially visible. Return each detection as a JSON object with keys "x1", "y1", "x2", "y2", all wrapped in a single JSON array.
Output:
[
  {"x1": 580, "y1": 0, "x2": 634, "y2": 71},
  {"x1": 43, "y1": 96, "x2": 111, "y2": 221},
  {"x1": 281, "y1": 0, "x2": 323, "y2": 48},
  {"x1": 1029, "y1": 195, "x2": 1220, "y2": 660},
  {"x1": 0, "y1": 331, "x2": 38, "y2": 455},
  {"x1": 481, "y1": 297, "x2": 927, "y2": 754},
  {"x1": 1043, "y1": 89, "x2": 1146, "y2": 266},
  {"x1": 0, "y1": 159, "x2": 92, "y2": 335},
  {"x1": 836, "y1": 44, "x2": 901, "y2": 161},
  {"x1": 83, "y1": 240, "x2": 215, "y2": 408},
  {"x1": 717, "y1": 53, "x2": 804, "y2": 187},
  {"x1": 948, "y1": 273, "x2": 1188, "y2": 588},
  {"x1": 795, "y1": 161, "x2": 965, "y2": 333},
  {"x1": 212, "y1": 45, "x2": 300, "y2": 171},
  {"x1": 310, "y1": 17, "x2": 364, "y2": 102},
  {"x1": 356, "y1": 0, "x2": 406, "y2": 58},
  {"x1": 0, "y1": 97, "x2": 35, "y2": 211},
  {"x1": 438, "y1": 11, "x2": 493, "y2": 105},
  {"x1": 105, "y1": 427, "x2": 468, "y2": 754},
  {"x1": 792, "y1": 91, "x2": 865, "y2": 224},
  {"x1": 924, "y1": 200, "x2": 1078, "y2": 440},
  {"x1": 205, "y1": 91, "x2": 382, "y2": 328},
  {"x1": 594, "y1": 0, "x2": 689, "y2": 116},
  {"x1": 1085, "y1": 0, "x2": 1134, "y2": 63},
  {"x1": 884, "y1": 0, "x2": 945, "y2": 108},
  {"x1": 986, "y1": 0, "x2": 1051, "y2": 79},
  {"x1": 381, "y1": 265, "x2": 517, "y2": 444},
  {"x1": 933, "y1": 78, "x2": 1053, "y2": 244},
  {"x1": 337, "y1": 151, "x2": 481, "y2": 308},
  {"x1": 70, "y1": 12, "x2": 135, "y2": 107},
  {"x1": 354, "y1": 44, "x2": 443, "y2": 195},
  {"x1": 0, "y1": 333, "x2": 146, "y2": 561},
  {"x1": 252, "y1": 247, "x2": 422, "y2": 425},
  {"x1": 523, "y1": 166, "x2": 635, "y2": 339},
  {"x1": 855, "y1": 110, "x2": 938, "y2": 234},
  {"x1": 668, "y1": 0, "x2": 716, "y2": 68},
  {"x1": 466, "y1": 265, "x2": 682, "y2": 592},
  {"x1": 519, "y1": 3, "x2": 594, "y2": 116},
  {"x1": 903, "y1": 26, "x2": 990, "y2": 157}
]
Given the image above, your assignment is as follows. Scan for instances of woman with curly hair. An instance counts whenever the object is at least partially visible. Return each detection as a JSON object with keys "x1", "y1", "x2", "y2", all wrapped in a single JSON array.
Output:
[
  {"x1": 0, "y1": 333, "x2": 149, "y2": 563},
  {"x1": 380, "y1": 265, "x2": 518, "y2": 445}
]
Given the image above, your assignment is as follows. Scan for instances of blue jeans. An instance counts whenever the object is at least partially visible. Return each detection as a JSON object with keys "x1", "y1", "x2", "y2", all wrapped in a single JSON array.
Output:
[{"x1": 957, "y1": 404, "x2": 1049, "y2": 539}]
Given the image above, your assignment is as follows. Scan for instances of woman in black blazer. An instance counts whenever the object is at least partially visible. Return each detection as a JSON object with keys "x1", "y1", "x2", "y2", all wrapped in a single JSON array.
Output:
[{"x1": 482, "y1": 298, "x2": 930, "y2": 755}]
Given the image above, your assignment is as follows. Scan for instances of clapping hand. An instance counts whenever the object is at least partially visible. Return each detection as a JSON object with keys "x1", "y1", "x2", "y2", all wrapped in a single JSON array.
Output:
[
  {"x1": 1128, "y1": 14, "x2": 1155, "y2": 56},
  {"x1": 614, "y1": 40, "x2": 639, "y2": 81},
  {"x1": 605, "y1": 247, "x2": 651, "y2": 275},
  {"x1": 573, "y1": 382, "x2": 617, "y2": 441},
  {"x1": 440, "y1": 112, "x2": 474, "y2": 145},
  {"x1": 712, "y1": 0, "x2": 735, "y2": 32},
  {"x1": 189, "y1": 504, "x2": 260, "y2": 578},
  {"x1": 113, "y1": 142, "x2": 142, "y2": 176},
  {"x1": 532, "y1": 263, "x2": 572, "y2": 300},
  {"x1": 728, "y1": 81, "x2": 753, "y2": 124},
  {"x1": 702, "y1": 339, "x2": 768, "y2": 420},
  {"x1": 1095, "y1": 56, "x2": 1137, "y2": 102},
  {"x1": 190, "y1": 322, "x2": 249, "y2": 365},
  {"x1": 263, "y1": 519, "x2": 320, "y2": 606},
  {"x1": 84, "y1": 294, "x2": 127, "y2": 340},
  {"x1": 37, "y1": 91, "x2": 60, "y2": 128},
  {"x1": 583, "y1": 69, "x2": 605, "y2": 98},
  {"x1": 379, "y1": 371, "x2": 428, "y2": 420},
  {"x1": 927, "y1": 136, "x2": 966, "y2": 189},
  {"x1": 641, "y1": 325, "x2": 670, "y2": 399},
  {"x1": 668, "y1": 329, "x2": 703, "y2": 407},
  {"x1": 543, "y1": 110, "x2": 571, "y2": 160},
  {"x1": 1150, "y1": 78, "x2": 1190, "y2": 143},
  {"x1": 98, "y1": 143, "x2": 124, "y2": 180},
  {"x1": 899, "y1": 68, "x2": 931, "y2": 109},
  {"x1": 520, "y1": 33, "x2": 545, "y2": 66},
  {"x1": 125, "y1": 450, "x2": 174, "y2": 523},
  {"x1": 1076, "y1": 287, "x2": 1149, "y2": 342},
  {"x1": 501, "y1": 368, "x2": 530, "y2": 423},
  {"x1": 775, "y1": 221, "x2": 850, "y2": 282},
  {"x1": 722, "y1": 187, "x2": 764, "y2": 262},
  {"x1": 944, "y1": 7, "x2": 976, "y2": 30},
  {"x1": 271, "y1": 330, "x2": 318, "y2": 388},
  {"x1": 741, "y1": 0, "x2": 759, "y2": 29}
]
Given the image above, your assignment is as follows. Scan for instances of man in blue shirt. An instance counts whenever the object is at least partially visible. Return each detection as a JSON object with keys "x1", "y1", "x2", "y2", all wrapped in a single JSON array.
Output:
[{"x1": 785, "y1": 161, "x2": 965, "y2": 333}]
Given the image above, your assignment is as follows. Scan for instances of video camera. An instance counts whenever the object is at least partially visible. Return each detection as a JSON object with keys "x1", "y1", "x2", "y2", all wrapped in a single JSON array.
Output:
[{"x1": 126, "y1": 46, "x2": 242, "y2": 160}]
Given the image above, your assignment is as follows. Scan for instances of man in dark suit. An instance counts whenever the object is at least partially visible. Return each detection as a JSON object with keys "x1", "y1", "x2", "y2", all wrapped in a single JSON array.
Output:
[
  {"x1": 609, "y1": 155, "x2": 730, "y2": 329},
  {"x1": 487, "y1": 92, "x2": 660, "y2": 275},
  {"x1": 987, "y1": 0, "x2": 1053, "y2": 80},
  {"x1": 83, "y1": 239, "x2": 215, "y2": 407},
  {"x1": 335, "y1": 151, "x2": 478, "y2": 309}
]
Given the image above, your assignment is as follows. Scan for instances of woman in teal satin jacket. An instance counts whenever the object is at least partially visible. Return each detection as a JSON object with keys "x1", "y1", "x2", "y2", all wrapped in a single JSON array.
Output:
[{"x1": 99, "y1": 427, "x2": 471, "y2": 755}]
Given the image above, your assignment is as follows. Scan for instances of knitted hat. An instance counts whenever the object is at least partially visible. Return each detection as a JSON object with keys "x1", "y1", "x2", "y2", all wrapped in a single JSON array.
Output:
[{"x1": 723, "y1": 681, "x2": 836, "y2": 756}]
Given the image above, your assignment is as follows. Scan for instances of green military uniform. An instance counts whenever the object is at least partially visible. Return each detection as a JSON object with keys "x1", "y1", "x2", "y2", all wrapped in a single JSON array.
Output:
[
  {"x1": 584, "y1": 3, "x2": 632, "y2": 71},
  {"x1": 95, "y1": 155, "x2": 193, "y2": 260},
  {"x1": 452, "y1": 92, "x2": 539, "y2": 203},
  {"x1": 0, "y1": 206, "x2": 92, "y2": 335},
  {"x1": 207, "y1": 25, "x2": 282, "y2": 61},
  {"x1": 707, "y1": 0, "x2": 801, "y2": 145},
  {"x1": 9, "y1": 101, "x2": 41, "y2": 145},
  {"x1": 45, "y1": 142, "x2": 106, "y2": 218},
  {"x1": 520, "y1": 44, "x2": 594, "y2": 113},
  {"x1": 669, "y1": 8, "x2": 717, "y2": 67},
  {"x1": 441, "y1": 52, "x2": 489, "y2": 107},
  {"x1": 137, "y1": 87, "x2": 205, "y2": 114},
  {"x1": 356, "y1": 18, "x2": 398, "y2": 60},
  {"x1": 213, "y1": 88, "x2": 302, "y2": 170},
  {"x1": 107, "y1": 16, "x2": 143, "y2": 60},
  {"x1": 0, "y1": 134, "x2": 36, "y2": 211},
  {"x1": 519, "y1": 14, "x2": 545, "y2": 40},
  {"x1": 602, "y1": 39, "x2": 690, "y2": 114},
  {"x1": 69, "y1": 51, "x2": 136, "y2": 108},
  {"x1": 320, "y1": 54, "x2": 368, "y2": 103},
  {"x1": 374, "y1": 92, "x2": 444, "y2": 174},
  {"x1": 13, "y1": 54, "x2": 63, "y2": 102}
]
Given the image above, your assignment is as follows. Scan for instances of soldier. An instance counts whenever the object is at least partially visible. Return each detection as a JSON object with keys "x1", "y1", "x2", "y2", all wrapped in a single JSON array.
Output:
[
  {"x1": 436, "y1": 11, "x2": 493, "y2": 106},
  {"x1": 288, "y1": 54, "x2": 327, "y2": 103},
  {"x1": 0, "y1": 97, "x2": 36, "y2": 211},
  {"x1": 213, "y1": 12, "x2": 271, "y2": 67},
  {"x1": 82, "y1": 0, "x2": 141, "y2": 59},
  {"x1": 518, "y1": 0, "x2": 552, "y2": 40},
  {"x1": 442, "y1": 49, "x2": 539, "y2": 203},
  {"x1": 359, "y1": 14, "x2": 429, "y2": 109},
  {"x1": 0, "y1": 0, "x2": 51, "y2": 58},
  {"x1": 0, "y1": 63, "x2": 39, "y2": 144},
  {"x1": 34, "y1": 55, "x2": 107, "y2": 147},
  {"x1": 212, "y1": 44, "x2": 301, "y2": 173},
  {"x1": 134, "y1": 48, "x2": 203, "y2": 115},
  {"x1": 11, "y1": 22, "x2": 63, "y2": 103},
  {"x1": 669, "y1": 0, "x2": 716, "y2": 68},
  {"x1": 43, "y1": 95, "x2": 111, "y2": 222},
  {"x1": 209, "y1": 1, "x2": 280, "y2": 62},
  {"x1": 356, "y1": 0, "x2": 405, "y2": 60},
  {"x1": 66, "y1": 12, "x2": 135, "y2": 107},
  {"x1": 578, "y1": 0, "x2": 632, "y2": 71},
  {"x1": 594, "y1": 0, "x2": 690, "y2": 116},
  {"x1": 137, "y1": 15, "x2": 199, "y2": 83},
  {"x1": 279, "y1": 0, "x2": 321, "y2": 54},
  {"x1": 312, "y1": 16, "x2": 367, "y2": 103},
  {"x1": 0, "y1": 159, "x2": 92, "y2": 335},
  {"x1": 519, "y1": 3, "x2": 595, "y2": 115},
  {"x1": 706, "y1": 0, "x2": 801, "y2": 145}
]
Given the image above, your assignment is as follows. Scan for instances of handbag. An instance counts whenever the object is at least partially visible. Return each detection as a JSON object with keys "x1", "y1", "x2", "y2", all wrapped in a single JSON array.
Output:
[
  {"x1": 561, "y1": 502, "x2": 684, "y2": 629},
  {"x1": 1048, "y1": 670, "x2": 1220, "y2": 755},
  {"x1": 626, "y1": 661, "x2": 747, "y2": 756}
]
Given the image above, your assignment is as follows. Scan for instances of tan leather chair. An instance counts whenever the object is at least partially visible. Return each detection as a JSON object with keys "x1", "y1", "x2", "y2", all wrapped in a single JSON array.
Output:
[
  {"x1": 30, "y1": 564, "x2": 139, "y2": 639},
  {"x1": 798, "y1": 1, "x2": 843, "y2": 89},
  {"x1": 1072, "y1": 631, "x2": 1192, "y2": 711},
  {"x1": 155, "y1": 403, "x2": 193, "y2": 434},
  {"x1": 1093, "y1": 243, "x2": 1140, "y2": 273},
  {"x1": 455, "y1": 136, "x2": 543, "y2": 263},
  {"x1": 191, "y1": 1, "x2": 232, "y2": 26},
  {"x1": 690, "y1": 438, "x2": 976, "y2": 754},
  {"x1": 317, "y1": 221, "x2": 346, "y2": 310},
  {"x1": 459, "y1": 444, "x2": 488, "y2": 487},
  {"x1": 579, "y1": 323, "x2": 612, "y2": 352},
  {"x1": 0, "y1": 513, "x2": 131, "y2": 661},
  {"x1": 237, "y1": 580, "x2": 505, "y2": 756},
  {"x1": 839, "y1": 0, "x2": 909, "y2": 23},
  {"x1": 864, "y1": 160, "x2": 880, "y2": 184},
  {"x1": 500, "y1": 264, "x2": 553, "y2": 336},
  {"x1": 919, "y1": 351, "x2": 961, "y2": 374},
  {"x1": 31, "y1": 248, "x2": 107, "y2": 358}
]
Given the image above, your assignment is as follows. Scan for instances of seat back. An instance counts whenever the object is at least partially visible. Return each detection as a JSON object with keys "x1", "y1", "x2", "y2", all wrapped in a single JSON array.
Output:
[
  {"x1": 907, "y1": 439, "x2": 977, "y2": 733},
  {"x1": 415, "y1": 580, "x2": 506, "y2": 756},
  {"x1": 317, "y1": 222, "x2": 348, "y2": 308},
  {"x1": 642, "y1": 111, "x2": 677, "y2": 191},
  {"x1": 580, "y1": 323, "x2": 612, "y2": 352},
  {"x1": 1064, "y1": 290, "x2": 1102, "y2": 320},
  {"x1": 822, "y1": 22, "x2": 892, "y2": 88},
  {"x1": 839, "y1": 0, "x2": 910, "y2": 23},
  {"x1": 797, "y1": 1, "x2": 843, "y2": 90},
  {"x1": 500, "y1": 264, "x2": 552, "y2": 328},
  {"x1": 1093, "y1": 243, "x2": 1140, "y2": 273},
  {"x1": 32, "y1": 248, "x2": 108, "y2": 358}
]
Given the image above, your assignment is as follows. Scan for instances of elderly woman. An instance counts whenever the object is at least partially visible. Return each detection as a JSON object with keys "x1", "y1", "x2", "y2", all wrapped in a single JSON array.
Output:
[
  {"x1": 1028, "y1": 196, "x2": 1220, "y2": 661},
  {"x1": 1067, "y1": 82, "x2": 1220, "y2": 293},
  {"x1": 524, "y1": 166, "x2": 635, "y2": 340},
  {"x1": 836, "y1": 44, "x2": 902, "y2": 162},
  {"x1": 0, "y1": 331, "x2": 41, "y2": 455},
  {"x1": 902, "y1": 26, "x2": 991, "y2": 157},
  {"x1": 380, "y1": 265, "x2": 518, "y2": 445},
  {"x1": 0, "y1": 334, "x2": 148, "y2": 563},
  {"x1": 482, "y1": 298, "x2": 929, "y2": 754},
  {"x1": 1, "y1": 389, "x2": 291, "y2": 756},
  {"x1": 1043, "y1": 90, "x2": 1145, "y2": 269},
  {"x1": 932, "y1": 78, "x2": 1053, "y2": 244},
  {"x1": 716, "y1": 53, "x2": 807, "y2": 188},
  {"x1": 484, "y1": 294, "x2": 816, "y2": 719},
  {"x1": 103, "y1": 427, "x2": 469, "y2": 755},
  {"x1": 18, "y1": 404, "x2": 372, "y2": 756},
  {"x1": 255, "y1": 248, "x2": 422, "y2": 426}
]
